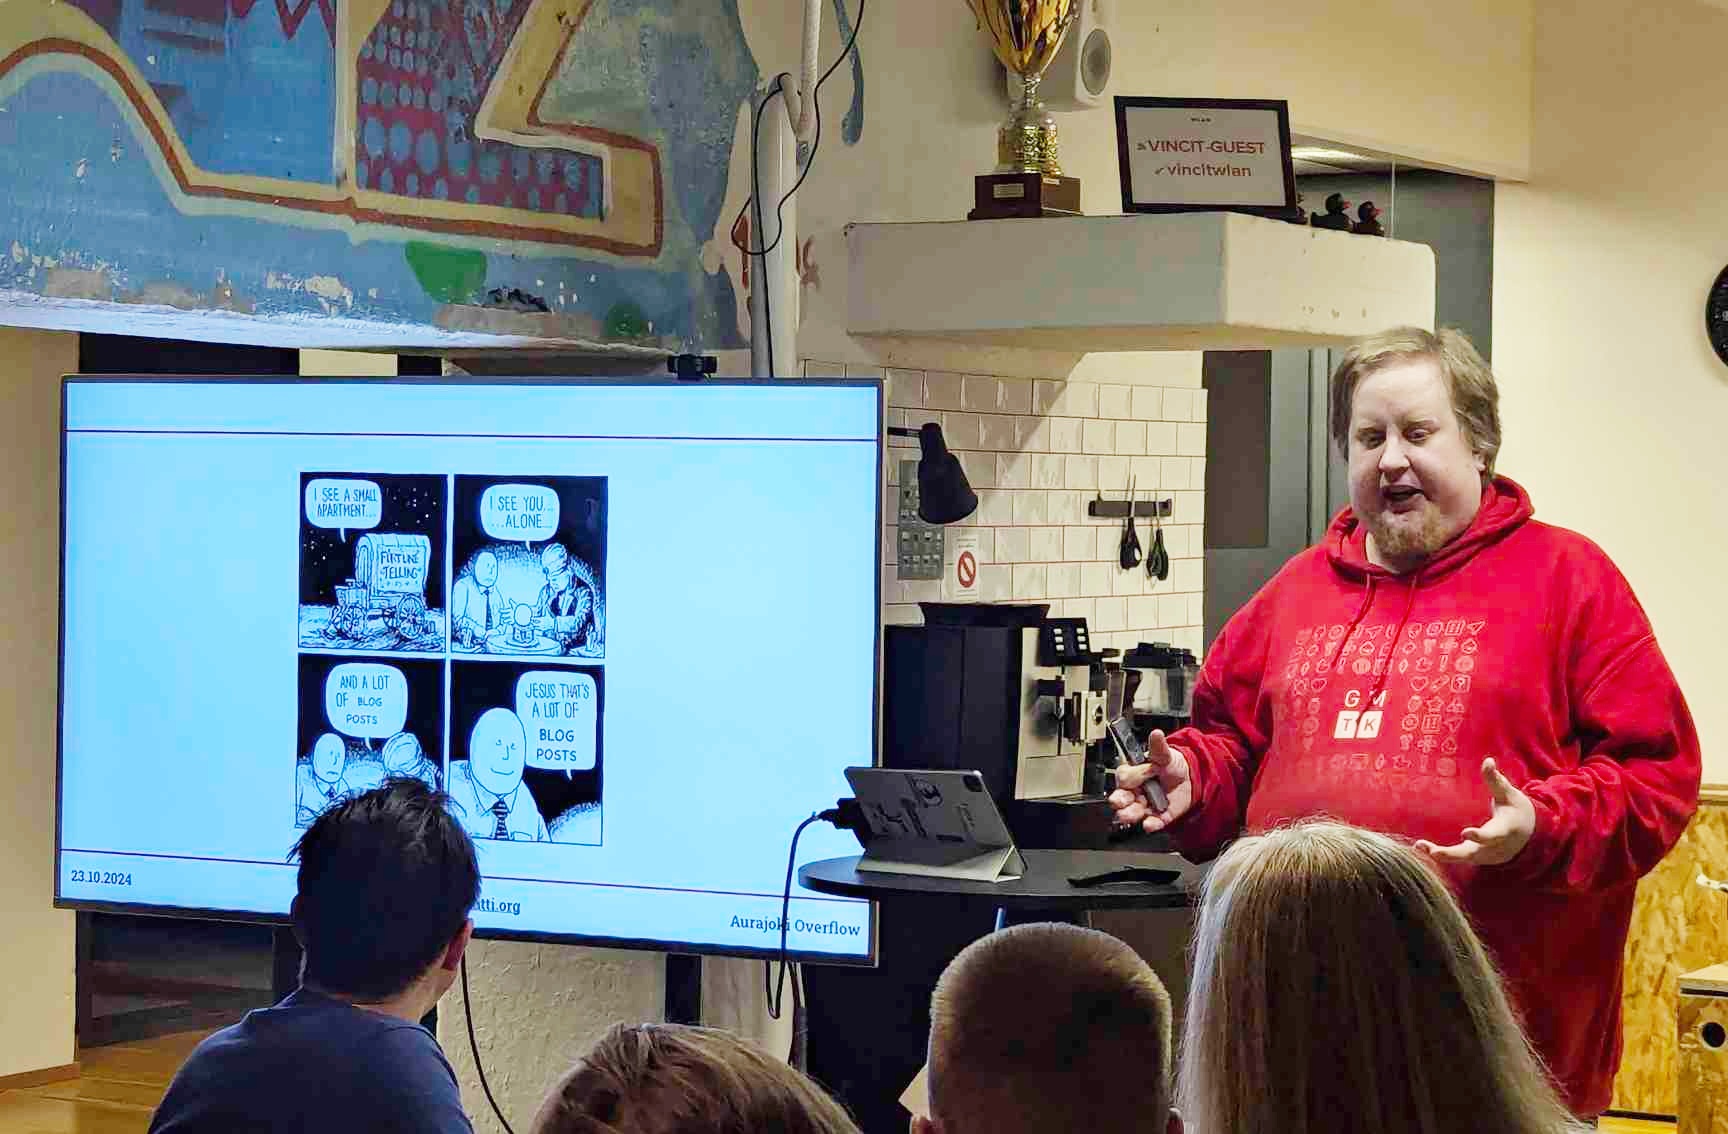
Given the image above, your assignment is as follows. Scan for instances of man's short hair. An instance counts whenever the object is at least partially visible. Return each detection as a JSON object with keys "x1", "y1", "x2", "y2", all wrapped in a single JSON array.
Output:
[
  {"x1": 927, "y1": 923, "x2": 1173, "y2": 1134},
  {"x1": 290, "y1": 779, "x2": 479, "y2": 1000},
  {"x1": 532, "y1": 1023, "x2": 862, "y2": 1134},
  {"x1": 541, "y1": 543, "x2": 570, "y2": 572},
  {"x1": 1328, "y1": 326, "x2": 1502, "y2": 477}
]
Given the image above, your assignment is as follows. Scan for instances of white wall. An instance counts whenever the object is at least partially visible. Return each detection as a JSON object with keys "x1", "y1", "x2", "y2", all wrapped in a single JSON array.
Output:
[
  {"x1": 297, "y1": 349, "x2": 398, "y2": 377},
  {"x1": 443, "y1": 940, "x2": 663, "y2": 1130},
  {"x1": 0, "y1": 327, "x2": 78, "y2": 1079},
  {"x1": 1493, "y1": 0, "x2": 1728, "y2": 782},
  {"x1": 1206, "y1": 0, "x2": 1532, "y2": 179}
]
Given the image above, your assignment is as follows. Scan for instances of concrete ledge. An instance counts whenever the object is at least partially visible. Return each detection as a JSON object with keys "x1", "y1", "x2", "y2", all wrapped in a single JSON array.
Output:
[{"x1": 847, "y1": 212, "x2": 1436, "y2": 370}]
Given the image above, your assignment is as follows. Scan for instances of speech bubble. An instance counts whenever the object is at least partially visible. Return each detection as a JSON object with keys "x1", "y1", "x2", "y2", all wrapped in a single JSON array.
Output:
[
  {"x1": 325, "y1": 663, "x2": 409, "y2": 741},
  {"x1": 481, "y1": 483, "x2": 560, "y2": 548},
  {"x1": 516, "y1": 670, "x2": 596, "y2": 774},
  {"x1": 305, "y1": 478, "x2": 383, "y2": 542}
]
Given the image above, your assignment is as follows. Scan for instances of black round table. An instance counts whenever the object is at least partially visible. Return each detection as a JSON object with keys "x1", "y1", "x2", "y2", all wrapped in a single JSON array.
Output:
[{"x1": 799, "y1": 848, "x2": 1194, "y2": 929}]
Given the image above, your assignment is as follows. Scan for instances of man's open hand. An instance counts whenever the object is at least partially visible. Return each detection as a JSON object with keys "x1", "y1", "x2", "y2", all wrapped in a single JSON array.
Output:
[{"x1": 1414, "y1": 757, "x2": 1535, "y2": 866}]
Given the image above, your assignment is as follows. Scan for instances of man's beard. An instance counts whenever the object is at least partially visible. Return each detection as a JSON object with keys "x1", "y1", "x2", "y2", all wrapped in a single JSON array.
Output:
[{"x1": 1365, "y1": 505, "x2": 1453, "y2": 571}]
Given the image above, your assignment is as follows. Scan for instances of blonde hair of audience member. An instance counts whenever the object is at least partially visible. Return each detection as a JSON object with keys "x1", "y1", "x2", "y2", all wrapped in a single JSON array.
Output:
[
  {"x1": 529, "y1": 1022, "x2": 862, "y2": 1134},
  {"x1": 1181, "y1": 821, "x2": 1591, "y2": 1134},
  {"x1": 916, "y1": 922, "x2": 1179, "y2": 1134}
]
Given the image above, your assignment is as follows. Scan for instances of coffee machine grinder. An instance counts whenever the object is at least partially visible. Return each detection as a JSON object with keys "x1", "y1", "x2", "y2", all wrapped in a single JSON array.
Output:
[{"x1": 1121, "y1": 640, "x2": 1199, "y2": 735}]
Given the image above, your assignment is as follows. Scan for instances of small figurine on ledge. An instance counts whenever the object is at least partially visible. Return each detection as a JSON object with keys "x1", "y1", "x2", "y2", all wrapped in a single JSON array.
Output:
[
  {"x1": 1311, "y1": 192, "x2": 1353, "y2": 231},
  {"x1": 1352, "y1": 201, "x2": 1386, "y2": 236},
  {"x1": 1275, "y1": 191, "x2": 1309, "y2": 226}
]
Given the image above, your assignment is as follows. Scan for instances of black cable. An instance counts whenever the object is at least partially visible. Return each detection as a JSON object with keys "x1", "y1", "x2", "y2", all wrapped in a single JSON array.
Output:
[
  {"x1": 789, "y1": 958, "x2": 807, "y2": 1069},
  {"x1": 748, "y1": 79, "x2": 786, "y2": 379},
  {"x1": 731, "y1": 0, "x2": 868, "y2": 261},
  {"x1": 756, "y1": 0, "x2": 862, "y2": 254},
  {"x1": 731, "y1": 0, "x2": 868, "y2": 378},
  {"x1": 461, "y1": 954, "x2": 517, "y2": 1134},
  {"x1": 744, "y1": 69, "x2": 818, "y2": 268},
  {"x1": 748, "y1": 81, "x2": 791, "y2": 380},
  {"x1": 766, "y1": 813, "x2": 822, "y2": 1020}
]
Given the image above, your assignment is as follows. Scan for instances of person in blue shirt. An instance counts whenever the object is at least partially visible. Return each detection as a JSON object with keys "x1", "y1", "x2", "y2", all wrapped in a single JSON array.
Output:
[{"x1": 150, "y1": 779, "x2": 480, "y2": 1134}]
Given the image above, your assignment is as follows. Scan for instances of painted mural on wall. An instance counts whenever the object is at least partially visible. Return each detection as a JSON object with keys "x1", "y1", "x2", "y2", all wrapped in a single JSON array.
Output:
[{"x1": 0, "y1": 0, "x2": 760, "y2": 348}]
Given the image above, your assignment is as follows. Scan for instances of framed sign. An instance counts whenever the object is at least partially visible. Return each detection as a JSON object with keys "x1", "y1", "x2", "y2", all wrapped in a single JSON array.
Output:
[{"x1": 1115, "y1": 97, "x2": 1296, "y2": 217}]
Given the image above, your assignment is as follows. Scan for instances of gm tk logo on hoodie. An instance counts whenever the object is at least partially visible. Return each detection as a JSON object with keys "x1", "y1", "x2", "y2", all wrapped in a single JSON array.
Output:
[{"x1": 1333, "y1": 688, "x2": 1388, "y2": 739}]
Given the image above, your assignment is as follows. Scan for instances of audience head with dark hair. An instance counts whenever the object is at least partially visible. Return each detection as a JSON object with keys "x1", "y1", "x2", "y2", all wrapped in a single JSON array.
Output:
[
  {"x1": 149, "y1": 779, "x2": 482, "y2": 1134},
  {"x1": 916, "y1": 922, "x2": 1179, "y2": 1134},
  {"x1": 530, "y1": 1022, "x2": 862, "y2": 1134},
  {"x1": 291, "y1": 776, "x2": 480, "y2": 1006}
]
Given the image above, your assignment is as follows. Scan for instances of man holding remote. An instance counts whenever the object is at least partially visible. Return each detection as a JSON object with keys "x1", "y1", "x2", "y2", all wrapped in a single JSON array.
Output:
[{"x1": 1110, "y1": 327, "x2": 1699, "y2": 1121}]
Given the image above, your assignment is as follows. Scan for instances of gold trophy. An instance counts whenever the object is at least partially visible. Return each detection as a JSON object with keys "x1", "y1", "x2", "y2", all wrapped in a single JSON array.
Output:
[{"x1": 964, "y1": 0, "x2": 1083, "y2": 220}]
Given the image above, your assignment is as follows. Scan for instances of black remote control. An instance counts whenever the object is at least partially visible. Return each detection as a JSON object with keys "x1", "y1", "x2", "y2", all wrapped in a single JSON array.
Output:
[{"x1": 1107, "y1": 715, "x2": 1171, "y2": 813}]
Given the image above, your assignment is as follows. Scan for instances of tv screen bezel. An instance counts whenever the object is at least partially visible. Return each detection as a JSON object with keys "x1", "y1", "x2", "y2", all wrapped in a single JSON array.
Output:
[{"x1": 55, "y1": 373, "x2": 882, "y2": 967}]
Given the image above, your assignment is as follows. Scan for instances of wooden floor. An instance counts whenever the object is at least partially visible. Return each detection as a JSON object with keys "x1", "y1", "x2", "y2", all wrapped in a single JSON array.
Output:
[
  {"x1": 0, "y1": 1032, "x2": 209, "y2": 1133},
  {"x1": 0, "y1": 1032, "x2": 1689, "y2": 1133}
]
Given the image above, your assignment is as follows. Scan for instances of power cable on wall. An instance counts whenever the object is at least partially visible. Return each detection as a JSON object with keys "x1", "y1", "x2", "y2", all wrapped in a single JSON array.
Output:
[{"x1": 731, "y1": 0, "x2": 868, "y2": 377}]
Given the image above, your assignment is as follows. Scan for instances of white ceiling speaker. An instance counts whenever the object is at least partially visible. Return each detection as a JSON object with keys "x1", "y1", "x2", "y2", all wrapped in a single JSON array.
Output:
[{"x1": 1003, "y1": 0, "x2": 1113, "y2": 113}]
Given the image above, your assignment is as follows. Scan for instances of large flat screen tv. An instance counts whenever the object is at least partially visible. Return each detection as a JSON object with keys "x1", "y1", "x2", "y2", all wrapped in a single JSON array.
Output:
[{"x1": 57, "y1": 377, "x2": 880, "y2": 964}]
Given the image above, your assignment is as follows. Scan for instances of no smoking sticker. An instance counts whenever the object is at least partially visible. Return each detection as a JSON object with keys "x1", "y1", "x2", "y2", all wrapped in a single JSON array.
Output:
[{"x1": 944, "y1": 533, "x2": 981, "y2": 601}]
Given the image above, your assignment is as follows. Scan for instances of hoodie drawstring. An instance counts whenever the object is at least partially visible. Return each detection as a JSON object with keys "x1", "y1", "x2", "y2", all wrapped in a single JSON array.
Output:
[
  {"x1": 1328, "y1": 576, "x2": 1377, "y2": 673},
  {"x1": 1367, "y1": 571, "x2": 1424, "y2": 706},
  {"x1": 1328, "y1": 571, "x2": 1424, "y2": 708}
]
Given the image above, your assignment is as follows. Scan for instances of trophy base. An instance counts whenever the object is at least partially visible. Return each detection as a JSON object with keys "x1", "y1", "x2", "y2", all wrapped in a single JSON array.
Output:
[{"x1": 968, "y1": 173, "x2": 1082, "y2": 221}]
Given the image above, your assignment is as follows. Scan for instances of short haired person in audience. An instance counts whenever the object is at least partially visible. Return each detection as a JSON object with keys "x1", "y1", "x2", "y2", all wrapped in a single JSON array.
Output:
[
  {"x1": 1180, "y1": 820, "x2": 1591, "y2": 1134},
  {"x1": 150, "y1": 780, "x2": 480, "y2": 1134},
  {"x1": 914, "y1": 922, "x2": 1179, "y2": 1134},
  {"x1": 530, "y1": 1022, "x2": 862, "y2": 1134},
  {"x1": 1112, "y1": 326, "x2": 1700, "y2": 1119}
]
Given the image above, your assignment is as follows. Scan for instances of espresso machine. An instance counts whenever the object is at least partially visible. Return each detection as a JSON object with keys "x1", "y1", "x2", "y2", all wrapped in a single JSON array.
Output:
[{"x1": 881, "y1": 604, "x2": 1195, "y2": 848}]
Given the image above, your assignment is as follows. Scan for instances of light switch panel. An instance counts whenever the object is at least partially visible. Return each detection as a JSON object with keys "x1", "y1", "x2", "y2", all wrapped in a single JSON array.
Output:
[{"x1": 896, "y1": 459, "x2": 943, "y2": 580}]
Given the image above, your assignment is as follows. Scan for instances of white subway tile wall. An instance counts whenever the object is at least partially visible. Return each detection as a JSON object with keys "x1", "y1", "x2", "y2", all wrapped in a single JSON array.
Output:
[{"x1": 814, "y1": 364, "x2": 1207, "y2": 658}]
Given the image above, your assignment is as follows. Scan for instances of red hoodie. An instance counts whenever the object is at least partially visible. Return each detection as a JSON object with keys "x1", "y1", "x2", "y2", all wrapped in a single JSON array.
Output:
[{"x1": 1167, "y1": 476, "x2": 1700, "y2": 1116}]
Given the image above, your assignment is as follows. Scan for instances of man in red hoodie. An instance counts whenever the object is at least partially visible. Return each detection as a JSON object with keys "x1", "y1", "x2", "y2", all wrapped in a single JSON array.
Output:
[{"x1": 1111, "y1": 326, "x2": 1700, "y2": 1119}]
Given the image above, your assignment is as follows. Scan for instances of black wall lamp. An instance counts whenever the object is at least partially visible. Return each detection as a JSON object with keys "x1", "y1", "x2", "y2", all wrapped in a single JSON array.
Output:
[{"x1": 887, "y1": 422, "x2": 977, "y2": 524}]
